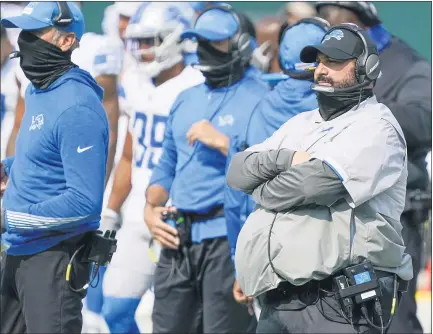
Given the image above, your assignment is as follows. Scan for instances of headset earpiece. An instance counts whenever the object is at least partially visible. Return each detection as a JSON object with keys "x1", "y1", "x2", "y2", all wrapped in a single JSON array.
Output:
[
  {"x1": 364, "y1": 53, "x2": 380, "y2": 81},
  {"x1": 234, "y1": 32, "x2": 252, "y2": 58},
  {"x1": 324, "y1": 23, "x2": 379, "y2": 84},
  {"x1": 53, "y1": 1, "x2": 73, "y2": 27}
]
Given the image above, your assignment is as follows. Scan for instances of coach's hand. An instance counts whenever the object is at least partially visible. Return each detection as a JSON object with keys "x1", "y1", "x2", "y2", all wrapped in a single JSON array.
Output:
[
  {"x1": 187, "y1": 120, "x2": 229, "y2": 156},
  {"x1": 233, "y1": 279, "x2": 254, "y2": 316},
  {"x1": 291, "y1": 151, "x2": 311, "y2": 166},
  {"x1": 1, "y1": 162, "x2": 8, "y2": 197},
  {"x1": 144, "y1": 205, "x2": 179, "y2": 249}
]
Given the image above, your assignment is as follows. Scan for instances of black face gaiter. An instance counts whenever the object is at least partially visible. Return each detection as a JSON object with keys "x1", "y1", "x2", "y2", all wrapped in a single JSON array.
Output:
[
  {"x1": 197, "y1": 41, "x2": 245, "y2": 89},
  {"x1": 317, "y1": 88, "x2": 373, "y2": 121},
  {"x1": 17, "y1": 30, "x2": 76, "y2": 89}
]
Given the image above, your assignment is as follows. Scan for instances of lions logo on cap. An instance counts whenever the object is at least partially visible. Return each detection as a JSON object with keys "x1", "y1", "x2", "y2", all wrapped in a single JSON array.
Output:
[
  {"x1": 22, "y1": 2, "x2": 37, "y2": 15},
  {"x1": 323, "y1": 30, "x2": 344, "y2": 42}
]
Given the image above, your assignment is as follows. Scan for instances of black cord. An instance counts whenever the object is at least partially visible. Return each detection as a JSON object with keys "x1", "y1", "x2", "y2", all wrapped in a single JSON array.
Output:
[
  {"x1": 168, "y1": 247, "x2": 190, "y2": 282},
  {"x1": 316, "y1": 287, "x2": 359, "y2": 332},
  {"x1": 384, "y1": 274, "x2": 399, "y2": 329},
  {"x1": 89, "y1": 265, "x2": 100, "y2": 288},
  {"x1": 355, "y1": 88, "x2": 363, "y2": 110},
  {"x1": 350, "y1": 316, "x2": 357, "y2": 334},
  {"x1": 182, "y1": 245, "x2": 192, "y2": 280},
  {"x1": 317, "y1": 294, "x2": 355, "y2": 326},
  {"x1": 361, "y1": 275, "x2": 399, "y2": 333},
  {"x1": 373, "y1": 274, "x2": 399, "y2": 333},
  {"x1": 361, "y1": 303, "x2": 386, "y2": 331},
  {"x1": 319, "y1": 274, "x2": 398, "y2": 334},
  {"x1": 66, "y1": 245, "x2": 104, "y2": 292},
  {"x1": 266, "y1": 212, "x2": 323, "y2": 312},
  {"x1": 379, "y1": 315, "x2": 384, "y2": 334},
  {"x1": 267, "y1": 213, "x2": 280, "y2": 277}
]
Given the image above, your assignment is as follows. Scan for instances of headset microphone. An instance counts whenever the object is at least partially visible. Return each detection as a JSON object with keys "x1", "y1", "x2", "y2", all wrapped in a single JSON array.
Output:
[
  {"x1": 9, "y1": 51, "x2": 21, "y2": 60},
  {"x1": 312, "y1": 80, "x2": 371, "y2": 94},
  {"x1": 193, "y1": 54, "x2": 242, "y2": 72}
]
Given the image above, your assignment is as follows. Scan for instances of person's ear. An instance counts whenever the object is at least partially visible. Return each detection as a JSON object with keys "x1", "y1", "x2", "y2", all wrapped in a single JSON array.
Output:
[{"x1": 58, "y1": 33, "x2": 76, "y2": 52}]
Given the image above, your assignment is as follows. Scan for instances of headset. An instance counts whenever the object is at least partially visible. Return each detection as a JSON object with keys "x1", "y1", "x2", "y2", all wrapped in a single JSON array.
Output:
[
  {"x1": 312, "y1": 23, "x2": 380, "y2": 94},
  {"x1": 336, "y1": 23, "x2": 380, "y2": 83},
  {"x1": 9, "y1": 2, "x2": 74, "y2": 61},
  {"x1": 53, "y1": 1, "x2": 73, "y2": 27},
  {"x1": 277, "y1": 17, "x2": 330, "y2": 75},
  {"x1": 195, "y1": 3, "x2": 254, "y2": 66}
]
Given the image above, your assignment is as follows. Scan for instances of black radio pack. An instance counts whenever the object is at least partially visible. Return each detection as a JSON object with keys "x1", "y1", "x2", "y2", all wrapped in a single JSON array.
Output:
[
  {"x1": 162, "y1": 211, "x2": 192, "y2": 247},
  {"x1": 334, "y1": 260, "x2": 382, "y2": 313},
  {"x1": 66, "y1": 230, "x2": 117, "y2": 292},
  {"x1": 81, "y1": 230, "x2": 117, "y2": 266},
  {"x1": 333, "y1": 260, "x2": 403, "y2": 333}
]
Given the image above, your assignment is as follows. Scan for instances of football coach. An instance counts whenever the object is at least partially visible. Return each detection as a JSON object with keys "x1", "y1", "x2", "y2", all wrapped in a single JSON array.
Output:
[{"x1": 0, "y1": 2, "x2": 108, "y2": 333}]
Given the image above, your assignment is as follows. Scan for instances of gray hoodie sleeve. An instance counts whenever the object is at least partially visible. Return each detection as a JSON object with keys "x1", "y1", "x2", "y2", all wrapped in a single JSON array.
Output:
[
  {"x1": 252, "y1": 159, "x2": 347, "y2": 211},
  {"x1": 226, "y1": 149, "x2": 295, "y2": 195}
]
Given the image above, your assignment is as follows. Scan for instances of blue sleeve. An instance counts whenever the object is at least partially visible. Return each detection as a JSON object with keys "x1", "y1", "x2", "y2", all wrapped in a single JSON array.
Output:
[
  {"x1": 148, "y1": 108, "x2": 177, "y2": 192},
  {"x1": 247, "y1": 79, "x2": 317, "y2": 147},
  {"x1": 2, "y1": 156, "x2": 15, "y2": 176},
  {"x1": 224, "y1": 137, "x2": 245, "y2": 275},
  {"x1": 26, "y1": 106, "x2": 108, "y2": 229},
  {"x1": 247, "y1": 96, "x2": 282, "y2": 147}
]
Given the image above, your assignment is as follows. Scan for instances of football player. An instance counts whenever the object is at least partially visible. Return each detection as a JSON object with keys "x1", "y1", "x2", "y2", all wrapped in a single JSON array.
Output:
[{"x1": 99, "y1": 3, "x2": 204, "y2": 333}]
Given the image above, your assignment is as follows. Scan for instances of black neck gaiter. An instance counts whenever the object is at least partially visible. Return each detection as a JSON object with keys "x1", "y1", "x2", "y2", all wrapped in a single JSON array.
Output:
[
  {"x1": 317, "y1": 88, "x2": 373, "y2": 121},
  {"x1": 17, "y1": 30, "x2": 76, "y2": 89},
  {"x1": 197, "y1": 41, "x2": 245, "y2": 89}
]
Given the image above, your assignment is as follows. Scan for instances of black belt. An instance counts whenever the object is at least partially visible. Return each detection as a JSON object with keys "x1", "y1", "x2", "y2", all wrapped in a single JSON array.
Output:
[
  {"x1": 270, "y1": 270, "x2": 408, "y2": 298},
  {"x1": 268, "y1": 278, "x2": 334, "y2": 300},
  {"x1": 179, "y1": 205, "x2": 224, "y2": 223}
]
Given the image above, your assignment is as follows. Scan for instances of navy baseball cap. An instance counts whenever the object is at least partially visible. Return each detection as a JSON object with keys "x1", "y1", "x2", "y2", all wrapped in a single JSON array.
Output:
[
  {"x1": 300, "y1": 26, "x2": 369, "y2": 62},
  {"x1": 1, "y1": 2, "x2": 85, "y2": 41},
  {"x1": 181, "y1": 7, "x2": 238, "y2": 41}
]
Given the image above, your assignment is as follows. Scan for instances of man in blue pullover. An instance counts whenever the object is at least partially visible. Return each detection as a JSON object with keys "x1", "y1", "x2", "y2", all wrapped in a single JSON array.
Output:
[
  {"x1": 144, "y1": 5, "x2": 269, "y2": 333},
  {"x1": 0, "y1": 2, "x2": 108, "y2": 333},
  {"x1": 225, "y1": 17, "x2": 329, "y2": 310}
]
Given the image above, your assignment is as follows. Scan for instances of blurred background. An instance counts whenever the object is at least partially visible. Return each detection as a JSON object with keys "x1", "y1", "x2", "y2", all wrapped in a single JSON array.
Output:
[
  {"x1": 78, "y1": 1, "x2": 433, "y2": 332},
  {"x1": 81, "y1": 1, "x2": 432, "y2": 62},
  {"x1": 0, "y1": 1, "x2": 431, "y2": 333},
  {"x1": 78, "y1": 2, "x2": 433, "y2": 332}
]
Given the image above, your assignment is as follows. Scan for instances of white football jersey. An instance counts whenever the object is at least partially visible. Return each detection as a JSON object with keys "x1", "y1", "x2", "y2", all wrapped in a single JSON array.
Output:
[
  {"x1": 72, "y1": 32, "x2": 127, "y2": 169},
  {"x1": 123, "y1": 65, "x2": 204, "y2": 197},
  {"x1": 72, "y1": 32, "x2": 124, "y2": 79},
  {"x1": 1, "y1": 57, "x2": 19, "y2": 160}
]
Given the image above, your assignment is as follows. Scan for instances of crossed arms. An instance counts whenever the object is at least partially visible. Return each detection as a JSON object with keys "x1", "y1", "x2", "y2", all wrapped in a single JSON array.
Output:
[{"x1": 226, "y1": 149, "x2": 347, "y2": 211}]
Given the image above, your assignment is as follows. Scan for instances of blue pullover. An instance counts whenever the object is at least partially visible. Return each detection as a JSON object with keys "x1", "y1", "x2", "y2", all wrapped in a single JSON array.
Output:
[
  {"x1": 2, "y1": 67, "x2": 109, "y2": 255},
  {"x1": 149, "y1": 68, "x2": 269, "y2": 242}
]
